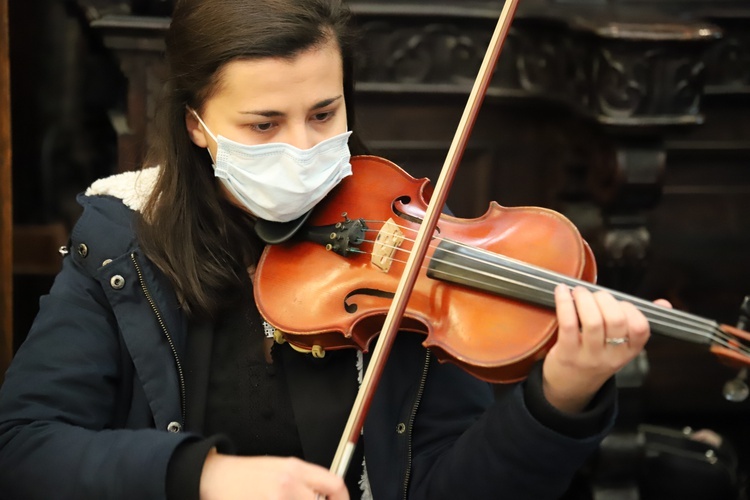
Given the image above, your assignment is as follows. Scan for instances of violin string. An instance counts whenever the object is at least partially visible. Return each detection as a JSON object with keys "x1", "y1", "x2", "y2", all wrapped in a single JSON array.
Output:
[
  {"x1": 356, "y1": 221, "x2": 748, "y2": 355},
  {"x1": 363, "y1": 220, "x2": 719, "y2": 331},
  {"x1": 374, "y1": 237, "x2": 747, "y2": 354},
  {"x1": 432, "y1": 248, "x2": 746, "y2": 354}
]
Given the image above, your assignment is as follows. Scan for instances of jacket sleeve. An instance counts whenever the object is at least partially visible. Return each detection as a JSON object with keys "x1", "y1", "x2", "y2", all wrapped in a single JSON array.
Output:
[
  {"x1": 408, "y1": 358, "x2": 615, "y2": 499},
  {"x1": 0, "y1": 248, "x2": 195, "y2": 500}
]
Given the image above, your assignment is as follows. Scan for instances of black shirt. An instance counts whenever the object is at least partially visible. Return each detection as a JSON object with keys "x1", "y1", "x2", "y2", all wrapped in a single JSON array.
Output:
[{"x1": 202, "y1": 290, "x2": 304, "y2": 457}]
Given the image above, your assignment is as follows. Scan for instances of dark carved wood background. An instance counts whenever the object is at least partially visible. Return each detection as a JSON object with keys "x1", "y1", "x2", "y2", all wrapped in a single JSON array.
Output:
[{"x1": 6, "y1": 0, "x2": 750, "y2": 495}]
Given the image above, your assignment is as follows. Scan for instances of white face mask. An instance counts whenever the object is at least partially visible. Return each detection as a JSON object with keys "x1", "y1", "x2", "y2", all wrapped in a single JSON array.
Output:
[{"x1": 190, "y1": 109, "x2": 353, "y2": 223}]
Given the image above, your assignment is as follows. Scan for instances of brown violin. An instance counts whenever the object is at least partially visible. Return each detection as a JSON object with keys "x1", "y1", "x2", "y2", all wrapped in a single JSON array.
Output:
[{"x1": 254, "y1": 155, "x2": 750, "y2": 384}]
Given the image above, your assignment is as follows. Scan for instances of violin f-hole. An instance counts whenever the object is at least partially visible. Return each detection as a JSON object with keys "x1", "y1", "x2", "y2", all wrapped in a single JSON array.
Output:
[{"x1": 344, "y1": 288, "x2": 396, "y2": 313}]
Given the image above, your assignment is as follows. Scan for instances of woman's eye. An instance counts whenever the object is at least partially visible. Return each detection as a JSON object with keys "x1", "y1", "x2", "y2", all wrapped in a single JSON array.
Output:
[
  {"x1": 312, "y1": 111, "x2": 333, "y2": 122},
  {"x1": 252, "y1": 122, "x2": 275, "y2": 132}
]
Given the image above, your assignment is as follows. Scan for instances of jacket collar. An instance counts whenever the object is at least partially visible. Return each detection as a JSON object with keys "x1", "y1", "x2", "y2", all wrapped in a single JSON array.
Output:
[{"x1": 84, "y1": 166, "x2": 159, "y2": 213}]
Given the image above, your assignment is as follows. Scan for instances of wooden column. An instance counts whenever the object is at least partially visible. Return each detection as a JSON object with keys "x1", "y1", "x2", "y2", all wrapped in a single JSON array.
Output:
[{"x1": 0, "y1": 0, "x2": 12, "y2": 384}]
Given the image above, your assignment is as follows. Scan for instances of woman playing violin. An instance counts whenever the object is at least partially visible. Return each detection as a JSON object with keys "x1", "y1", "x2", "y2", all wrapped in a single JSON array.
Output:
[{"x1": 0, "y1": 0, "x2": 670, "y2": 498}]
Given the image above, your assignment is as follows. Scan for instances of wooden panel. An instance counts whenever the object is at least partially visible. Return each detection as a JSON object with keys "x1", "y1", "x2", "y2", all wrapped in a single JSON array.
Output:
[
  {"x1": 0, "y1": 0, "x2": 11, "y2": 384},
  {"x1": 12, "y1": 224, "x2": 67, "y2": 276}
]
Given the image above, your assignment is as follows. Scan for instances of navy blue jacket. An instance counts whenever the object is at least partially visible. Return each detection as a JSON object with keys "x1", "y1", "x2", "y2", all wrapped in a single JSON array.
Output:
[{"x1": 0, "y1": 173, "x2": 614, "y2": 499}]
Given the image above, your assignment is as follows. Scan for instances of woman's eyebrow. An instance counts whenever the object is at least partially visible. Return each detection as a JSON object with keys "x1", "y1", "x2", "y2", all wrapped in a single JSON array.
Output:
[
  {"x1": 238, "y1": 95, "x2": 343, "y2": 118},
  {"x1": 310, "y1": 95, "x2": 343, "y2": 110}
]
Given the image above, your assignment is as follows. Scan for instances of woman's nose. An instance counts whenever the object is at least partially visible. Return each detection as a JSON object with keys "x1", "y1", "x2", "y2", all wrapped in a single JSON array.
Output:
[{"x1": 284, "y1": 123, "x2": 317, "y2": 150}]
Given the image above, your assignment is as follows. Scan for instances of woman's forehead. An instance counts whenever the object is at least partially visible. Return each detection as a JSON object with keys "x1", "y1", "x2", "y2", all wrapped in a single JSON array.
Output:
[{"x1": 208, "y1": 41, "x2": 344, "y2": 114}]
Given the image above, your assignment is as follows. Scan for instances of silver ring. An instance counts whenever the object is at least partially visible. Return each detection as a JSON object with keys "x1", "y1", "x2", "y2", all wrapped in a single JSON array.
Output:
[{"x1": 605, "y1": 337, "x2": 629, "y2": 346}]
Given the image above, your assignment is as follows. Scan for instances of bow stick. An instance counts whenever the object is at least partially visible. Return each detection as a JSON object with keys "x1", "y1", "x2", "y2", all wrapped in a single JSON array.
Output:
[{"x1": 328, "y1": 0, "x2": 523, "y2": 479}]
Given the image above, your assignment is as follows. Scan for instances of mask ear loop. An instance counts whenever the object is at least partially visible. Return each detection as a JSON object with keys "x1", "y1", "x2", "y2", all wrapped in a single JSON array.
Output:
[{"x1": 187, "y1": 106, "x2": 219, "y2": 163}]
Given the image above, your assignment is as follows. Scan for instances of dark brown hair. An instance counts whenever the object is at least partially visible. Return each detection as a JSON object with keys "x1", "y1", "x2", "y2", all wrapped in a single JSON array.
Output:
[{"x1": 138, "y1": 0, "x2": 363, "y2": 319}]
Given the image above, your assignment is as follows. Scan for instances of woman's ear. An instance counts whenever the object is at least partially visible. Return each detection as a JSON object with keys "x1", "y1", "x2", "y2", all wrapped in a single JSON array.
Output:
[{"x1": 185, "y1": 109, "x2": 209, "y2": 148}]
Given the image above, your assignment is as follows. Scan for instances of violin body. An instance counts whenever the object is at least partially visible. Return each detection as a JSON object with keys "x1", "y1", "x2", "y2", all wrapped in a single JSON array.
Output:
[{"x1": 255, "y1": 155, "x2": 597, "y2": 383}]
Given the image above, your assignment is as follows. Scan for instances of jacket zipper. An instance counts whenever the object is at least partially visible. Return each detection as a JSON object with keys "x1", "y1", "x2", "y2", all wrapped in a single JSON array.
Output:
[
  {"x1": 130, "y1": 253, "x2": 187, "y2": 425},
  {"x1": 402, "y1": 349, "x2": 431, "y2": 500}
]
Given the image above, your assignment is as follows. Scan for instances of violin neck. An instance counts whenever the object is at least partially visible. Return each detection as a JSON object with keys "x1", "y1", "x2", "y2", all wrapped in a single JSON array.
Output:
[{"x1": 426, "y1": 238, "x2": 718, "y2": 346}]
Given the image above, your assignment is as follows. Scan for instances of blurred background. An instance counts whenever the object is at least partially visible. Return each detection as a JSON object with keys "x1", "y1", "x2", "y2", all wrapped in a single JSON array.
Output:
[{"x1": 1, "y1": 0, "x2": 749, "y2": 498}]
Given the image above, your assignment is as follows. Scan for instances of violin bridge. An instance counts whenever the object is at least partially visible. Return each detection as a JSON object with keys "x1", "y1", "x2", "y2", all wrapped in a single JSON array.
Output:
[{"x1": 372, "y1": 218, "x2": 404, "y2": 273}]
